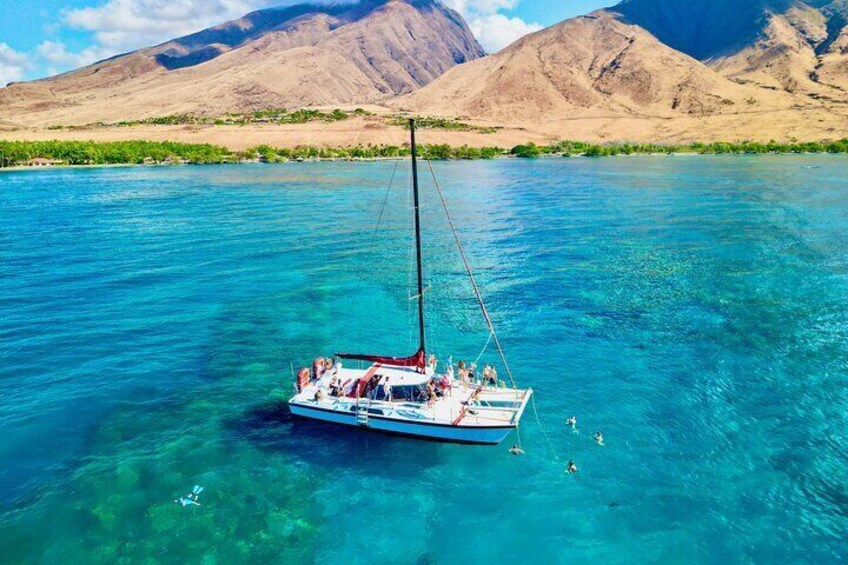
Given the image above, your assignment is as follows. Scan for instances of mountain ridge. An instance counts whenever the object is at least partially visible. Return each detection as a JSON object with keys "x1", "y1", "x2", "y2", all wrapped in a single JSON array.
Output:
[
  {"x1": 0, "y1": 0, "x2": 483, "y2": 126},
  {"x1": 3, "y1": 0, "x2": 848, "y2": 142}
]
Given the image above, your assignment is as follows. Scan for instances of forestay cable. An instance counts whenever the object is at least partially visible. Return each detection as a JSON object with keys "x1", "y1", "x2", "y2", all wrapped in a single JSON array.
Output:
[{"x1": 424, "y1": 159, "x2": 518, "y2": 390}]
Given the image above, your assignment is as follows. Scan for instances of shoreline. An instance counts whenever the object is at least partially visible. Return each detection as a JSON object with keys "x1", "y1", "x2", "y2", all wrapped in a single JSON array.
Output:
[
  {"x1": 1, "y1": 150, "x2": 845, "y2": 173},
  {"x1": 2, "y1": 137, "x2": 848, "y2": 170}
]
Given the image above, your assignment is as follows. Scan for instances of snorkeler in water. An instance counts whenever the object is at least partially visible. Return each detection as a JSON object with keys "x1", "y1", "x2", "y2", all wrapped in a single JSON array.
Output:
[
  {"x1": 566, "y1": 416, "x2": 578, "y2": 433},
  {"x1": 566, "y1": 460, "x2": 578, "y2": 474},
  {"x1": 175, "y1": 485, "x2": 204, "y2": 507},
  {"x1": 594, "y1": 432, "x2": 604, "y2": 446},
  {"x1": 508, "y1": 444, "x2": 525, "y2": 455}
]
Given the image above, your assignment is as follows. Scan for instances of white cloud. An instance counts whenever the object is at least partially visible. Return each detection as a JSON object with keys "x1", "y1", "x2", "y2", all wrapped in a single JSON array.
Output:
[
  {"x1": 0, "y1": 43, "x2": 28, "y2": 86},
  {"x1": 469, "y1": 13, "x2": 542, "y2": 52},
  {"x1": 13, "y1": 0, "x2": 277, "y2": 78},
  {"x1": 443, "y1": 0, "x2": 541, "y2": 53},
  {"x1": 36, "y1": 40, "x2": 114, "y2": 72},
  {"x1": 64, "y1": 0, "x2": 275, "y2": 54}
]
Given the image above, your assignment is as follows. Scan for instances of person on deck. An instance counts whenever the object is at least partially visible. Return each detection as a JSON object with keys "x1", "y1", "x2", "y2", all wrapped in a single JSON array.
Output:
[
  {"x1": 382, "y1": 378, "x2": 392, "y2": 402},
  {"x1": 439, "y1": 375, "x2": 453, "y2": 396},
  {"x1": 457, "y1": 361, "x2": 469, "y2": 385},
  {"x1": 428, "y1": 354, "x2": 438, "y2": 373},
  {"x1": 329, "y1": 376, "x2": 342, "y2": 397},
  {"x1": 425, "y1": 381, "x2": 437, "y2": 406},
  {"x1": 482, "y1": 364, "x2": 492, "y2": 384},
  {"x1": 490, "y1": 365, "x2": 499, "y2": 387},
  {"x1": 313, "y1": 357, "x2": 326, "y2": 380}
]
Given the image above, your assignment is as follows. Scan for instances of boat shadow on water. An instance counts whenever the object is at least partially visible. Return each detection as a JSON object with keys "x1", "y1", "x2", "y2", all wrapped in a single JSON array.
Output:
[{"x1": 225, "y1": 398, "x2": 446, "y2": 472}]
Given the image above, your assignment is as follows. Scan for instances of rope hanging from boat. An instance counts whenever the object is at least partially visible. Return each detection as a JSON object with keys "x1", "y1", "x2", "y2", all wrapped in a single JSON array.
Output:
[{"x1": 424, "y1": 159, "x2": 518, "y2": 391}]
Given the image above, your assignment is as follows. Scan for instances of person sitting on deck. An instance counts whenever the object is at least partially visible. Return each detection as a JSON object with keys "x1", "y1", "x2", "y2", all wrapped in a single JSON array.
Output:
[
  {"x1": 329, "y1": 376, "x2": 342, "y2": 397},
  {"x1": 325, "y1": 357, "x2": 335, "y2": 375},
  {"x1": 314, "y1": 389, "x2": 324, "y2": 401},
  {"x1": 438, "y1": 373, "x2": 452, "y2": 396},
  {"x1": 425, "y1": 381, "x2": 437, "y2": 406}
]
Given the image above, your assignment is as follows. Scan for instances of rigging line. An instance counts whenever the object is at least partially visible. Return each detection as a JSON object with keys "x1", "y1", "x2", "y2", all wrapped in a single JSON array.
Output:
[
  {"x1": 473, "y1": 330, "x2": 494, "y2": 367},
  {"x1": 424, "y1": 159, "x2": 518, "y2": 390},
  {"x1": 338, "y1": 159, "x2": 401, "y2": 344},
  {"x1": 530, "y1": 393, "x2": 560, "y2": 462}
]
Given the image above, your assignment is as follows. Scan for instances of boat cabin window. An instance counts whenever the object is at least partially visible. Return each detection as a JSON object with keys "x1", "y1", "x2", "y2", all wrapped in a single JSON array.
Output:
[{"x1": 384, "y1": 384, "x2": 426, "y2": 402}]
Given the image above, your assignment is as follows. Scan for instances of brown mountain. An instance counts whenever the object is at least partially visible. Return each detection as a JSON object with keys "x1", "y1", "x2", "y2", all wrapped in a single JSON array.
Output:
[
  {"x1": 0, "y1": 0, "x2": 483, "y2": 126},
  {"x1": 612, "y1": 0, "x2": 848, "y2": 94},
  {"x1": 4, "y1": 0, "x2": 848, "y2": 143},
  {"x1": 397, "y1": 0, "x2": 848, "y2": 142},
  {"x1": 397, "y1": 12, "x2": 772, "y2": 123}
]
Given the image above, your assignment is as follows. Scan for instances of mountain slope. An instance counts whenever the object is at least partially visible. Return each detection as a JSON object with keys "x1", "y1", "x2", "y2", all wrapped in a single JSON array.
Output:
[
  {"x1": 396, "y1": 12, "x2": 769, "y2": 124},
  {"x1": 0, "y1": 0, "x2": 483, "y2": 126},
  {"x1": 611, "y1": 0, "x2": 848, "y2": 94}
]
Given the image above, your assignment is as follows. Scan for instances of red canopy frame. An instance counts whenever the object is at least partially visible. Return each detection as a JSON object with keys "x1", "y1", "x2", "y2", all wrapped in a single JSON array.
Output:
[{"x1": 336, "y1": 348, "x2": 426, "y2": 372}]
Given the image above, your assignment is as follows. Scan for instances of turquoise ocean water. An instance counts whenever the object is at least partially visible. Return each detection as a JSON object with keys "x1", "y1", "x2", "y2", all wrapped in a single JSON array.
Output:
[{"x1": 1, "y1": 157, "x2": 847, "y2": 563}]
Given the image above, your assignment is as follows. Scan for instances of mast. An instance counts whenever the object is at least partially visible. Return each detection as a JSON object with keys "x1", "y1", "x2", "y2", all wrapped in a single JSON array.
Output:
[{"x1": 410, "y1": 118, "x2": 426, "y2": 360}]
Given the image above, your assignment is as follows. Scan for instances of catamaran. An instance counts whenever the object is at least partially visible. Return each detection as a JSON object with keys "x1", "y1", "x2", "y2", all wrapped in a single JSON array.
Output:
[{"x1": 288, "y1": 119, "x2": 532, "y2": 445}]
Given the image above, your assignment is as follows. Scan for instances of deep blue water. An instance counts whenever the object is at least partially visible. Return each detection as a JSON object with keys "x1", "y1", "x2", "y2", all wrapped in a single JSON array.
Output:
[{"x1": 1, "y1": 157, "x2": 847, "y2": 563}]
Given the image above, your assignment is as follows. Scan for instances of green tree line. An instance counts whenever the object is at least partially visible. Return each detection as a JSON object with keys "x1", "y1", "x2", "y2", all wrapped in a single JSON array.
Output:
[{"x1": 3, "y1": 138, "x2": 848, "y2": 168}]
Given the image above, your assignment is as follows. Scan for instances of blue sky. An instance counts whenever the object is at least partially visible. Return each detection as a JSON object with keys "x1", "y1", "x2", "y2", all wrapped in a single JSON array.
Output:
[{"x1": 0, "y1": 0, "x2": 612, "y2": 84}]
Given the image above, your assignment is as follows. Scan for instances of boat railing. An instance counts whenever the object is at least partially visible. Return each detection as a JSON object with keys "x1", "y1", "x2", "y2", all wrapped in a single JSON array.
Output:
[{"x1": 510, "y1": 388, "x2": 533, "y2": 425}]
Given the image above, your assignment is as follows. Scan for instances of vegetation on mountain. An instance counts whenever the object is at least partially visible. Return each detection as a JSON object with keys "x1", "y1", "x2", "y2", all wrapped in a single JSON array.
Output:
[
  {"x1": 388, "y1": 115, "x2": 498, "y2": 134},
  {"x1": 46, "y1": 108, "x2": 369, "y2": 130}
]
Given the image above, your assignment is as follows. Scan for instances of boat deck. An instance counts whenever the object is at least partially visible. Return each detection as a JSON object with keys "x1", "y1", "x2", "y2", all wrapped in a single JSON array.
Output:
[{"x1": 290, "y1": 364, "x2": 530, "y2": 429}]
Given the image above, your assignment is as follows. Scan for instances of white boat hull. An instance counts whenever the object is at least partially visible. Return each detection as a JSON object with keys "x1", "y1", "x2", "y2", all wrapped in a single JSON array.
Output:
[{"x1": 289, "y1": 402, "x2": 516, "y2": 445}]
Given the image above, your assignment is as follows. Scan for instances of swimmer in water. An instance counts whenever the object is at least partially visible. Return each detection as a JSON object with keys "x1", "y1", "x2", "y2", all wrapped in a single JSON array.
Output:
[
  {"x1": 595, "y1": 432, "x2": 604, "y2": 446},
  {"x1": 567, "y1": 416, "x2": 578, "y2": 433},
  {"x1": 567, "y1": 460, "x2": 578, "y2": 474},
  {"x1": 175, "y1": 485, "x2": 204, "y2": 507},
  {"x1": 508, "y1": 444, "x2": 525, "y2": 455}
]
